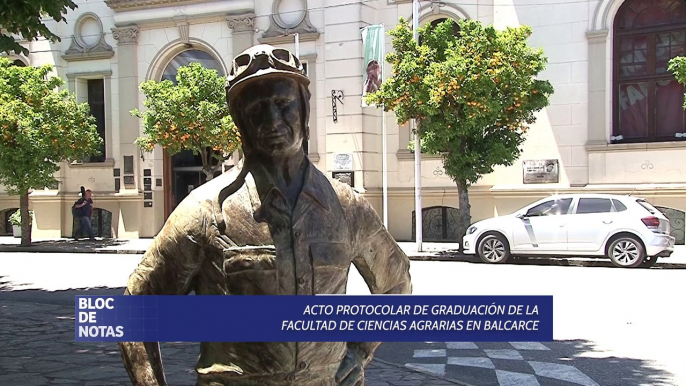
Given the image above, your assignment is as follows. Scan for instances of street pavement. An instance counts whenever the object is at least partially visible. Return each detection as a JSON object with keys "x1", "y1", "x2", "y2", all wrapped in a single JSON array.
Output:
[{"x1": 1, "y1": 251, "x2": 685, "y2": 385}]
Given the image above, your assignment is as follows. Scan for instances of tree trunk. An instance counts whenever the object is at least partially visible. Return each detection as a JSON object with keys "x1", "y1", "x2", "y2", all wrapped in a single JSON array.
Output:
[
  {"x1": 200, "y1": 149, "x2": 214, "y2": 181},
  {"x1": 20, "y1": 190, "x2": 31, "y2": 247},
  {"x1": 456, "y1": 179, "x2": 471, "y2": 254}
]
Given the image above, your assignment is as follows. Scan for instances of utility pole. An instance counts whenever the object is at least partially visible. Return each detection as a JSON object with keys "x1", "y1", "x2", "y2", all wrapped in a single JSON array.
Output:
[
  {"x1": 413, "y1": 0, "x2": 423, "y2": 252},
  {"x1": 294, "y1": 33, "x2": 300, "y2": 59},
  {"x1": 381, "y1": 25, "x2": 388, "y2": 229}
]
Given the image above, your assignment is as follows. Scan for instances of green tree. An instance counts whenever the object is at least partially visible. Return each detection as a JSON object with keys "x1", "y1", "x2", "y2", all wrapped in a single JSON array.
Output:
[
  {"x1": 0, "y1": 0, "x2": 78, "y2": 55},
  {"x1": 0, "y1": 57, "x2": 102, "y2": 246},
  {"x1": 669, "y1": 56, "x2": 686, "y2": 108},
  {"x1": 132, "y1": 62, "x2": 240, "y2": 182},
  {"x1": 367, "y1": 19, "x2": 553, "y2": 250}
]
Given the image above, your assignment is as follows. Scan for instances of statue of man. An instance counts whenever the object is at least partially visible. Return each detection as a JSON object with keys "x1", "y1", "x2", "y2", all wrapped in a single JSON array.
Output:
[{"x1": 119, "y1": 45, "x2": 412, "y2": 386}]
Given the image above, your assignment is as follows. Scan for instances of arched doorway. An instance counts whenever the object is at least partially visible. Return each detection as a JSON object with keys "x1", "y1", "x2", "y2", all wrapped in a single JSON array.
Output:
[
  {"x1": 654, "y1": 206, "x2": 685, "y2": 245},
  {"x1": 412, "y1": 206, "x2": 460, "y2": 242},
  {"x1": 1, "y1": 208, "x2": 19, "y2": 235},
  {"x1": 71, "y1": 208, "x2": 113, "y2": 238},
  {"x1": 159, "y1": 49, "x2": 225, "y2": 218}
]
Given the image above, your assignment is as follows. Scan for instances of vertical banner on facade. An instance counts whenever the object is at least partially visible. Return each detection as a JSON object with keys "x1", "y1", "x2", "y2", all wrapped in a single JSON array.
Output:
[{"x1": 362, "y1": 25, "x2": 385, "y2": 107}]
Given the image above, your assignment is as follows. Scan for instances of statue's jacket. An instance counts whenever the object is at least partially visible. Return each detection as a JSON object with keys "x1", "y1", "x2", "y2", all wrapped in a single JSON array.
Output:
[{"x1": 126, "y1": 159, "x2": 412, "y2": 386}]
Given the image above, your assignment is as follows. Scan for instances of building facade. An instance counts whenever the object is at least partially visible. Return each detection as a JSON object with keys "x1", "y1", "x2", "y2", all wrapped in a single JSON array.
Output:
[{"x1": 1, "y1": 0, "x2": 685, "y2": 244}]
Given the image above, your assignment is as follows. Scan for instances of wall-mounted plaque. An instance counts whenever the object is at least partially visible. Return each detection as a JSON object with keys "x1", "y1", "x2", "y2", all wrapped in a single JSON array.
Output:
[
  {"x1": 144, "y1": 201, "x2": 153, "y2": 208},
  {"x1": 144, "y1": 192, "x2": 152, "y2": 200},
  {"x1": 333, "y1": 153, "x2": 353, "y2": 171},
  {"x1": 113, "y1": 168, "x2": 120, "y2": 177},
  {"x1": 523, "y1": 159, "x2": 559, "y2": 184},
  {"x1": 332, "y1": 171, "x2": 354, "y2": 187},
  {"x1": 156, "y1": 178, "x2": 163, "y2": 187},
  {"x1": 123, "y1": 176, "x2": 134, "y2": 185},
  {"x1": 144, "y1": 169, "x2": 151, "y2": 176},
  {"x1": 124, "y1": 156, "x2": 134, "y2": 174},
  {"x1": 144, "y1": 184, "x2": 152, "y2": 192},
  {"x1": 114, "y1": 178, "x2": 120, "y2": 192},
  {"x1": 144, "y1": 177, "x2": 152, "y2": 185}
]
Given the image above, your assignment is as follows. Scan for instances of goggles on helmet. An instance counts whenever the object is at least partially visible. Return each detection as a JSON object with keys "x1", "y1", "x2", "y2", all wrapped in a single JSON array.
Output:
[{"x1": 226, "y1": 45, "x2": 309, "y2": 101}]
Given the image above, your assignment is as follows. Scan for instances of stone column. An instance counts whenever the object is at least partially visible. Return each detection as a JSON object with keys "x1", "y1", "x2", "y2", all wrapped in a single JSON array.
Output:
[
  {"x1": 586, "y1": 29, "x2": 609, "y2": 145},
  {"x1": 113, "y1": 26, "x2": 142, "y2": 237},
  {"x1": 112, "y1": 26, "x2": 140, "y2": 187},
  {"x1": 227, "y1": 13, "x2": 255, "y2": 165}
]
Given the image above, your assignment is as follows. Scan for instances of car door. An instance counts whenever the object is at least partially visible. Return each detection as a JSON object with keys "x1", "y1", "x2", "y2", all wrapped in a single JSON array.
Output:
[
  {"x1": 511, "y1": 198, "x2": 573, "y2": 253},
  {"x1": 566, "y1": 197, "x2": 616, "y2": 252}
]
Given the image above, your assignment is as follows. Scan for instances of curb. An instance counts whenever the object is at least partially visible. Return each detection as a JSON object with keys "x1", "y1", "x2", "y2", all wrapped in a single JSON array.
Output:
[
  {"x1": 371, "y1": 358, "x2": 474, "y2": 386},
  {"x1": 0, "y1": 246, "x2": 145, "y2": 255},
  {"x1": 407, "y1": 254, "x2": 686, "y2": 269},
  {"x1": 2, "y1": 246, "x2": 685, "y2": 269}
]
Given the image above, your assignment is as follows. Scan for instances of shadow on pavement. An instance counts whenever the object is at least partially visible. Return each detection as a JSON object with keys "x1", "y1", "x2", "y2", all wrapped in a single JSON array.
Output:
[
  {"x1": 0, "y1": 286, "x2": 125, "y2": 301},
  {"x1": 0, "y1": 275, "x2": 10, "y2": 291},
  {"x1": 0, "y1": 238, "x2": 128, "y2": 252},
  {"x1": 410, "y1": 251, "x2": 686, "y2": 269},
  {"x1": 376, "y1": 339, "x2": 677, "y2": 386}
]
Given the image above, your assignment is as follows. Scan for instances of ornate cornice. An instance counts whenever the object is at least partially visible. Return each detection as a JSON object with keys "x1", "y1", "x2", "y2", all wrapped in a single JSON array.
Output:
[
  {"x1": 112, "y1": 26, "x2": 139, "y2": 45},
  {"x1": 226, "y1": 13, "x2": 255, "y2": 33},
  {"x1": 106, "y1": 0, "x2": 207, "y2": 12}
]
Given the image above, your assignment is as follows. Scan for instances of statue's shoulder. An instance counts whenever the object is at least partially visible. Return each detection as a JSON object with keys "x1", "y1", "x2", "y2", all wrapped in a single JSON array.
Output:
[
  {"x1": 315, "y1": 167, "x2": 367, "y2": 208},
  {"x1": 188, "y1": 166, "x2": 246, "y2": 203}
]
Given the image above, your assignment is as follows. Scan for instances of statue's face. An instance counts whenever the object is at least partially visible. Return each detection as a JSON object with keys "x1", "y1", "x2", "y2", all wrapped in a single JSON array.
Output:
[{"x1": 241, "y1": 77, "x2": 303, "y2": 158}]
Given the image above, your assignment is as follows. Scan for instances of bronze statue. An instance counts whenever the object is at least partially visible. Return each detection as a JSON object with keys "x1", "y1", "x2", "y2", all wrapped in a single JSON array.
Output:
[{"x1": 119, "y1": 45, "x2": 412, "y2": 386}]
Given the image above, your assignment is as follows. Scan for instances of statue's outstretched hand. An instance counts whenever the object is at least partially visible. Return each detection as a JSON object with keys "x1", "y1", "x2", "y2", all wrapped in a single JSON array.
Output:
[{"x1": 335, "y1": 348, "x2": 365, "y2": 386}]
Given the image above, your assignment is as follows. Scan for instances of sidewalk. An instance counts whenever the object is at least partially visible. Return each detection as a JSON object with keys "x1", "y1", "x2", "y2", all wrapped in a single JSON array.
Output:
[
  {"x1": 0, "y1": 236, "x2": 152, "y2": 254},
  {"x1": 0, "y1": 237, "x2": 462, "y2": 257},
  {"x1": 1, "y1": 236, "x2": 685, "y2": 267}
]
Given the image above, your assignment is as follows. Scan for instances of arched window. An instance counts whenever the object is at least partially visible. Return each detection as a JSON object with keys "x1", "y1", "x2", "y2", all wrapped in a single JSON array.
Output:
[
  {"x1": 160, "y1": 49, "x2": 225, "y2": 212},
  {"x1": 419, "y1": 17, "x2": 459, "y2": 46},
  {"x1": 613, "y1": 0, "x2": 686, "y2": 142},
  {"x1": 12, "y1": 59, "x2": 26, "y2": 67},
  {"x1": 162, "y1": 49, "x2": 223, "y2": 83}
]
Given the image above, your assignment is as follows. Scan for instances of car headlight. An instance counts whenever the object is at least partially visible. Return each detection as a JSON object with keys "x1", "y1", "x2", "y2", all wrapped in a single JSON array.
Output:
[{"x1": 467, "y1": 226, "x2": 477, "y2": 235}]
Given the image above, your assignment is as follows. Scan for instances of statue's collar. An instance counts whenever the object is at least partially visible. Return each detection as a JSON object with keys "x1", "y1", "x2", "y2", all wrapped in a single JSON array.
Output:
[
  {"x1": 251, "y1": 160, "x2": 330, "y2": 214},
  {"x1": 213, "y1": 157, "x2": 330, "y2": 233}
]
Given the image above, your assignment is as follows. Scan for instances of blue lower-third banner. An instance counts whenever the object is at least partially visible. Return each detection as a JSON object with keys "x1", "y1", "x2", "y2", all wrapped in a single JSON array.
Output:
[{"x1": 75, "y1": 295, "x2": 552, "y2": 342}]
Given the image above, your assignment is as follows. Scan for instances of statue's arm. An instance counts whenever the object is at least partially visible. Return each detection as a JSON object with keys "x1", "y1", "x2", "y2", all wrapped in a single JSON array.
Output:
[
  {"x1": 119, "y1": 293, "x2": 167, "y2": 385},
  {"x1": 348, "y1": 192, "x2": 413, "y2": 361},
  {"x1": 119, "y1": 199, "x2": 213, "y2": 386}
]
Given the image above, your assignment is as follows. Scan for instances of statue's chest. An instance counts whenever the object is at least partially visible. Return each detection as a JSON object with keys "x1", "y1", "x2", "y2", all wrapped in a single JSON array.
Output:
[{"x1": 217, "y1": 197, "x2": 353, "y2": 295}]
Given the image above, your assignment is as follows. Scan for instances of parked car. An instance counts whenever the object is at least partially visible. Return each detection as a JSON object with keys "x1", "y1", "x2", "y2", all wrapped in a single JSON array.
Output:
[{"x1": 462, "y1": 194, "x2": 675, "y2": 268}]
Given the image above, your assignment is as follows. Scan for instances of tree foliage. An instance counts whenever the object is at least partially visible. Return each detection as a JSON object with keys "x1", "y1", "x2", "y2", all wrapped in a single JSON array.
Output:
[
  {"x1": 668, "y1": 56, "x2": 686, "y2": 109},
  {"x1": 132, "y1": 62, "x2": 240, "y2": 181},
  {"x1": 0, "y1": 57, "x2": 102, "y2": 245},
  {"x1": 366, "y1": 19, "x2": 553, "y2": 247},
  {"x1": 0, "y1": 0, "x2": 78, "y2": 55}
]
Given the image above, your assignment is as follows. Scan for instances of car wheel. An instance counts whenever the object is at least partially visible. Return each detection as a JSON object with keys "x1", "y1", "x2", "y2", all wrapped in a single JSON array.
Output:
[
  {"x1": 608, "y1": 236, "x2": 645, "y2": 268},
  {"x1": 477, "y1": 234, "x2": 510, "y2": 264},
  {"x1": 640, "y1": 256, "x2": 658, "y2": 268}
]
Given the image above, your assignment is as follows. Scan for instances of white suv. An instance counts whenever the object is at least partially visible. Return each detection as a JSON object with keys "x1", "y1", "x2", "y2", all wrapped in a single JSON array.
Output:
[{"x1": 462, "y1": 194, "x2": 675, "y2": 268}]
